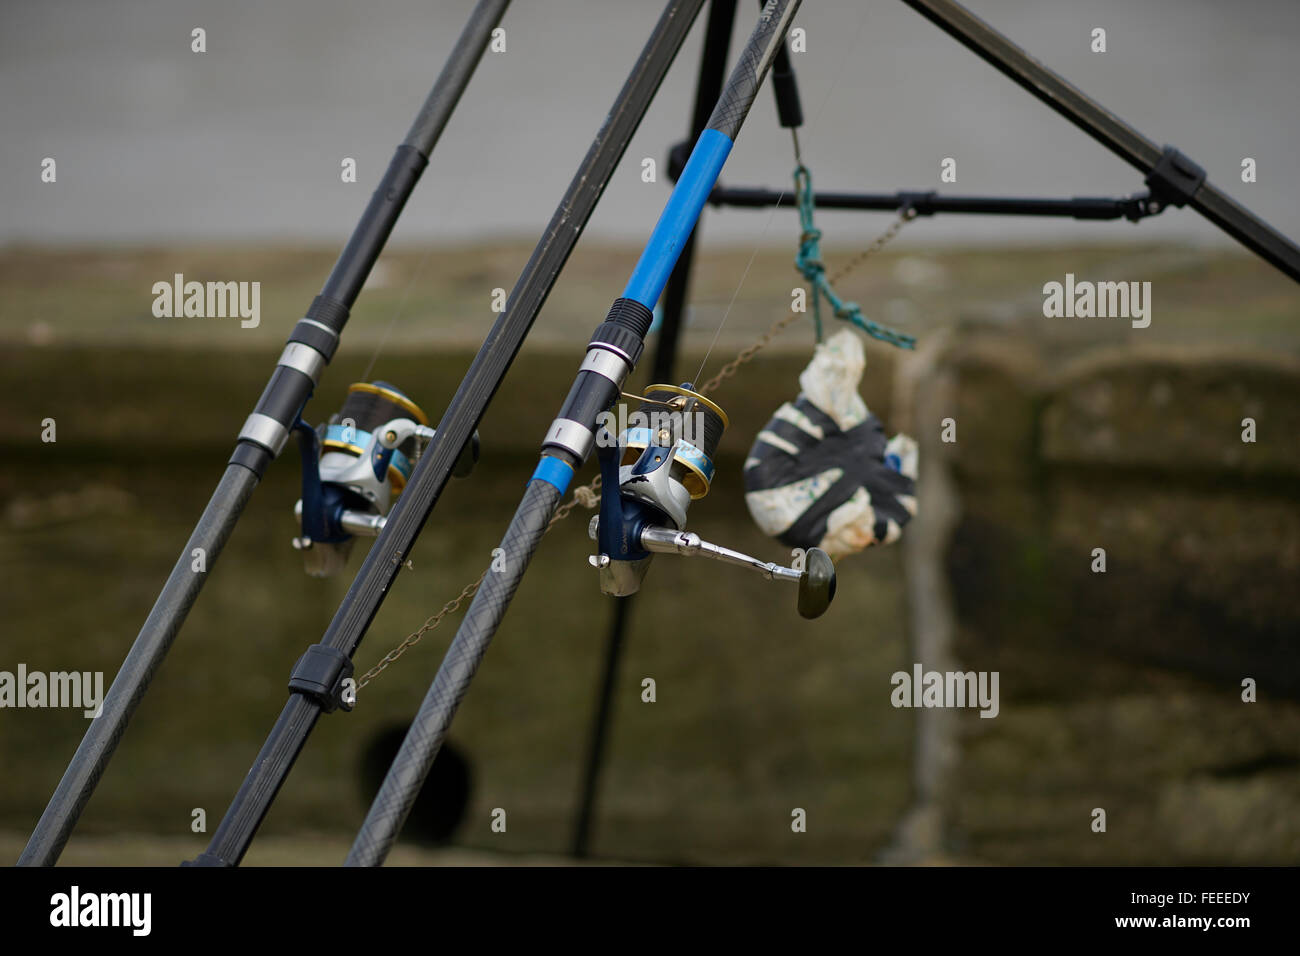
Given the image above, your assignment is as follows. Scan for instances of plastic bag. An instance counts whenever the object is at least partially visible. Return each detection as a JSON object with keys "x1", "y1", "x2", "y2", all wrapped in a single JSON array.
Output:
[{"x1": 743, "y1": 329, "x2": 917, "y2": 560}]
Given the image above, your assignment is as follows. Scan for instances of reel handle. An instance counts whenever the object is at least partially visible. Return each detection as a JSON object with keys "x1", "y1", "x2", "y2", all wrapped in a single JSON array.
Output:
[
  {"x1": 638, "y1": 525, "x2": 836, "y2": 619},
  {"x1": 796, "y1": 546, "x2": 837, "y2": 621}
]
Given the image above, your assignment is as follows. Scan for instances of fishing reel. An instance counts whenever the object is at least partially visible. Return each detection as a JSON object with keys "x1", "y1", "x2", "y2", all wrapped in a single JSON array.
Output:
[
  {"x1": 292, "y1": 381, "x2": 478, "y2": 577},
  {"x1": 588, "y1": 384, "x2": 836, "y2": 619}
]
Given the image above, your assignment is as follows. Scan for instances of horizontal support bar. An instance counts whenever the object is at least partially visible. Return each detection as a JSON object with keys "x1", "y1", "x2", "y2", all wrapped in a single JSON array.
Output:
[{"x1": 700, "y1": 184, "x2": 1159, "y2": 220}]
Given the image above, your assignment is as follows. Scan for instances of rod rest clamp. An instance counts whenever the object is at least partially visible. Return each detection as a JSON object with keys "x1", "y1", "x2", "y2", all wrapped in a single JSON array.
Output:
[
  {"x1": 288, "y1": 644, "x2": 355, "y2": 713},
  {"x1": 1144, "y1": 145, "x2": 1206, "y2": 214}
]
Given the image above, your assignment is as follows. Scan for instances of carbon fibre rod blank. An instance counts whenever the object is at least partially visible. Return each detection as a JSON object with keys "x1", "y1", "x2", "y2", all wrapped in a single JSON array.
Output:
[
  {"x1": 346, "y1": 0, "x2": 804, "y2": 868},
  {"x1": 18, "y1": 0, "x2": 511, "y2": 868}
]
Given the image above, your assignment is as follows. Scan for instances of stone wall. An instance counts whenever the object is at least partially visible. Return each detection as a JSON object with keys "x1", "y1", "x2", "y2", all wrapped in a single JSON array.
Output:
[{"x1": 903, "y1": 333, "x2": 1300, "y2": 863}]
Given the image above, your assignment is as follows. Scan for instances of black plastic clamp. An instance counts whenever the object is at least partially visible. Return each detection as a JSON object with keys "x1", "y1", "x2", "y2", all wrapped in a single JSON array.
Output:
[
  {"x1": 1144, "y1": 146, "x2": 1206, "y2": 211},
  {"x1": 897, "y1": 191, "x2": 939, "y2": 217},
  {"x1": 288, "y1": 644, "x2": 355, "y2": 713}
]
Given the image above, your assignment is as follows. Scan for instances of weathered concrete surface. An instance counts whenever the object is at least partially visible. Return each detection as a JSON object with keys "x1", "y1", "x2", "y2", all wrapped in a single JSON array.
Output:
[
  {"x1": 937, "y1": 334, "x2": 1300, "y2": 864},
  {"x1": 1042, "y1": 347, "x2": 1300, "y2": 475}
]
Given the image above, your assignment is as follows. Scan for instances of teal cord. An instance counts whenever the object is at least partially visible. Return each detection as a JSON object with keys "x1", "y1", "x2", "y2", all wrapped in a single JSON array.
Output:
[{"x1": 794, "y1": 164, "x2": 916, "y2": 349}]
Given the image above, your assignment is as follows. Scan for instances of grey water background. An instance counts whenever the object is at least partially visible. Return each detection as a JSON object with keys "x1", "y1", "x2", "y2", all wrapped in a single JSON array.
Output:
[{"x1": 2, "y1": 0, "x2": 1297, "y2": 249}]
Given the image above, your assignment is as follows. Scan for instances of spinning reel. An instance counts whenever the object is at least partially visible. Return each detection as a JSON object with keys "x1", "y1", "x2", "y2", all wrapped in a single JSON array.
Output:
[
  {"x1": 292, "y1": 381, "x2": 478, "y2": 577},
  {"x1": 588, "y1": 384, "x2": 836, "y2": 619}
]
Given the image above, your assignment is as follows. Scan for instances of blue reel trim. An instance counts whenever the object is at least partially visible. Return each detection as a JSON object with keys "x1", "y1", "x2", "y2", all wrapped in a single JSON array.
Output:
[
  {"x1": 621, "y1": 427, "x2": 715, "y2": 486},
  {"x1": 323, "y1": 424, "x2": 413, "y2": 479}
]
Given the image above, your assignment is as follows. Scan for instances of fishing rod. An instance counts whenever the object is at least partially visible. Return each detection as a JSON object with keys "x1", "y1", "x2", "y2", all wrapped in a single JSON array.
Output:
[
  {"x1": 17, "y1": 0, "x2": 512, "y2": 868},
  {"x1": 187, "y1": 0, "x2": 710, "y2": 867},
  {"x1": 572, "y1": 0, "x2": 805, "y2": 858},
  {"x1": 346, "y1": 0, "x2": 823, "y2": 868}
]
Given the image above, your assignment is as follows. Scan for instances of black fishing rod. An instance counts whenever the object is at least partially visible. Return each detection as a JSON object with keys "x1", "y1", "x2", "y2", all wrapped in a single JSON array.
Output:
[
  {"x1": 347, "y1": 0, "x2": 818, "y2": 868},
  {"x1": 189, "y1": 0, "x2": 710, "y2": 867},
  {"x1": 18, "y1": 0, "x2": 511, "y2": 868}
]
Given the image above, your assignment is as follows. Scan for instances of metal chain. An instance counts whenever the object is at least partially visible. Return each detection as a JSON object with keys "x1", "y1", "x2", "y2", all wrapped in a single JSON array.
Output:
[
  {"x1": 356, "y1": 209, "x2": 915, "y2": 696},
  {"x1": 700, "y1": 209, "x2": 916, "y2": 394},
  {"x1": 355, "y1": 570, "x2": 488, "y2": 690},
  {"x1": 354, "y1": 475, "x2": 604, "y2": 695},
  {"x1": 698, "y1": 310, "x2": 803, "y2": 395},
  {"x1": 829, "y1": 207, "x2": 917, "y2": 285}
]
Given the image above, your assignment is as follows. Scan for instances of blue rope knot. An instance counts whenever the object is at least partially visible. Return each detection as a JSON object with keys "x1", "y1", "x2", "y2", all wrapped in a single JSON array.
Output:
[{"x1": 792, "y1": 163, "x2": 916, "y2": 350}]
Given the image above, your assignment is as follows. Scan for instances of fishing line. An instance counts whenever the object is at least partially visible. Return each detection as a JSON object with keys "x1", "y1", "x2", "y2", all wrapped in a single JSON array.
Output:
[
  {"x1": 360, "y1": 165, "x2": 475, "y2": 381},
  {"x1": 693, "y1": 0, "x2": 870, "y2": 387},
  {"x1": 691, "y1": 197, "x2": 784, "y2": 386},
  {"x1": 359, "y1": 248, "x2": 431, "y2": 383},
  {"x1": 803, "y1": 3, "x2": 869, "y2": 137}
]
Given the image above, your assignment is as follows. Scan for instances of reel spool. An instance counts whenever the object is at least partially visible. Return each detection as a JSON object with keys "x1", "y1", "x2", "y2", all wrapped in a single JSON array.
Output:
[
  {"x1": 589, "y1": 382, "x2": 836, "y2": 618},
  {"x1": 322, "y1": 382, "x2": 428, "y2": 508},
  {"x1": 616, "y1": 384, "x2": 727, "y2": 528},
  {"x1": 293, "y1": 381, "x2": 478, "y2": 578}
]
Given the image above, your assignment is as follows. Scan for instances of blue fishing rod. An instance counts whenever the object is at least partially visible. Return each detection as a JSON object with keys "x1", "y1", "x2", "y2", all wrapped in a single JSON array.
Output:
[{"x1": 347, "y1": 0, "x2": 820, "y2": 867}]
